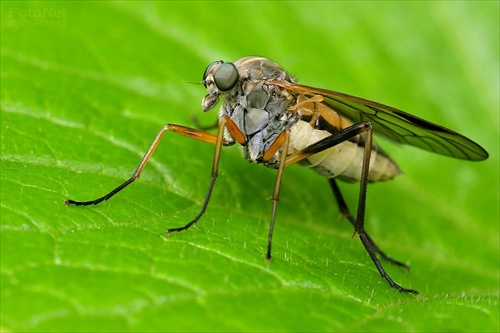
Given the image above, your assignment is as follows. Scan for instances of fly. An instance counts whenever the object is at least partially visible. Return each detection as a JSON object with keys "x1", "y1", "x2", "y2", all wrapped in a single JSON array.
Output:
[{"x1": 65, "y1": 56, "x2": 489, "y2": 294}]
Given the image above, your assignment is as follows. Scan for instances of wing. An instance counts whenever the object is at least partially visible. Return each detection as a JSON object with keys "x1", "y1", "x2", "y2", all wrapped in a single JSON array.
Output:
[{"x1": 274, "y1": 81, "x2": 488, "y2": 161}]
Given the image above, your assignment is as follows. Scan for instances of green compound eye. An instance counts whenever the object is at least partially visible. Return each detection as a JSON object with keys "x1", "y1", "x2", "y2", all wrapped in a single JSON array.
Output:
[
  {"x1": 202, "y1": 60, "x2": 221, "y2": 85},
  {"x1": 213, "y1": 63, "x2": 238, "y2": 92}
]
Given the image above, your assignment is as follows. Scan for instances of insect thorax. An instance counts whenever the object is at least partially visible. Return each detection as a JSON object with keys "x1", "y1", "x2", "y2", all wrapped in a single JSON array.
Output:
[{"x1": 219, "y1": 57, "x2": 298, "y2": 168}]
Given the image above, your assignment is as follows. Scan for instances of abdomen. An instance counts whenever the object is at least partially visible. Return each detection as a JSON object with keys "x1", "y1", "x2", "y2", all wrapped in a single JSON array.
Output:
[{"x1": 287, "y1": 120, "x2": 401, "y2": 182}]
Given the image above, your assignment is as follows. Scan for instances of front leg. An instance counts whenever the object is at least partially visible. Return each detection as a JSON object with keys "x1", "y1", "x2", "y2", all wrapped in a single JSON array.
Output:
[{"x1": 168, "y1": 116, "x2": 246, "y2": 233}]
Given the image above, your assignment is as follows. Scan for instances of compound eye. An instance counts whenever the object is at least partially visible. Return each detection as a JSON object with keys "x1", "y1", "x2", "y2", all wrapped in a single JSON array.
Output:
[
  {"x1": 213, "y1": 63, "x2": 238, "y2": 92},
  {"x1": 202, "y1": 61, "x2": 221, "y2": 87}
]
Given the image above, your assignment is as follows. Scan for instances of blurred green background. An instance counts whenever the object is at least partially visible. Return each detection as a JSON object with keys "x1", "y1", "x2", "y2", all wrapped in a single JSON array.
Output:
[{"x1": 1, "y1": 1, "x2": 498, "y2": 332}]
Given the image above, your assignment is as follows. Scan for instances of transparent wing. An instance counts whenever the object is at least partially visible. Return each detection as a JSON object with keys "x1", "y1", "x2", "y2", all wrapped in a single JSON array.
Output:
[{"x1": 277, "y1": 82, "x2": 488, "y2": 161}]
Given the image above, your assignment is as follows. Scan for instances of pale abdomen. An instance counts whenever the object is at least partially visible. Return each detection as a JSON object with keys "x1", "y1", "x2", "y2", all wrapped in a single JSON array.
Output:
[{"x1": 287, "y1": 120, "x2": 401, "y2": 182}]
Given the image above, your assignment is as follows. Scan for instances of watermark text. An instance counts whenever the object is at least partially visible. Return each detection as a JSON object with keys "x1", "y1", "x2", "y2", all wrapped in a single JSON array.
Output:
[{"x1": 7, "y1": 7, "x2": 68, "y2": 28}]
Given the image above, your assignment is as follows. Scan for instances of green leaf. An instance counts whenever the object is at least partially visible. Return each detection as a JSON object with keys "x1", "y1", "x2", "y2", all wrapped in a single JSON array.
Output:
[{"x1": 1, "y1": 1, "x2": 498, "y2": 332}]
